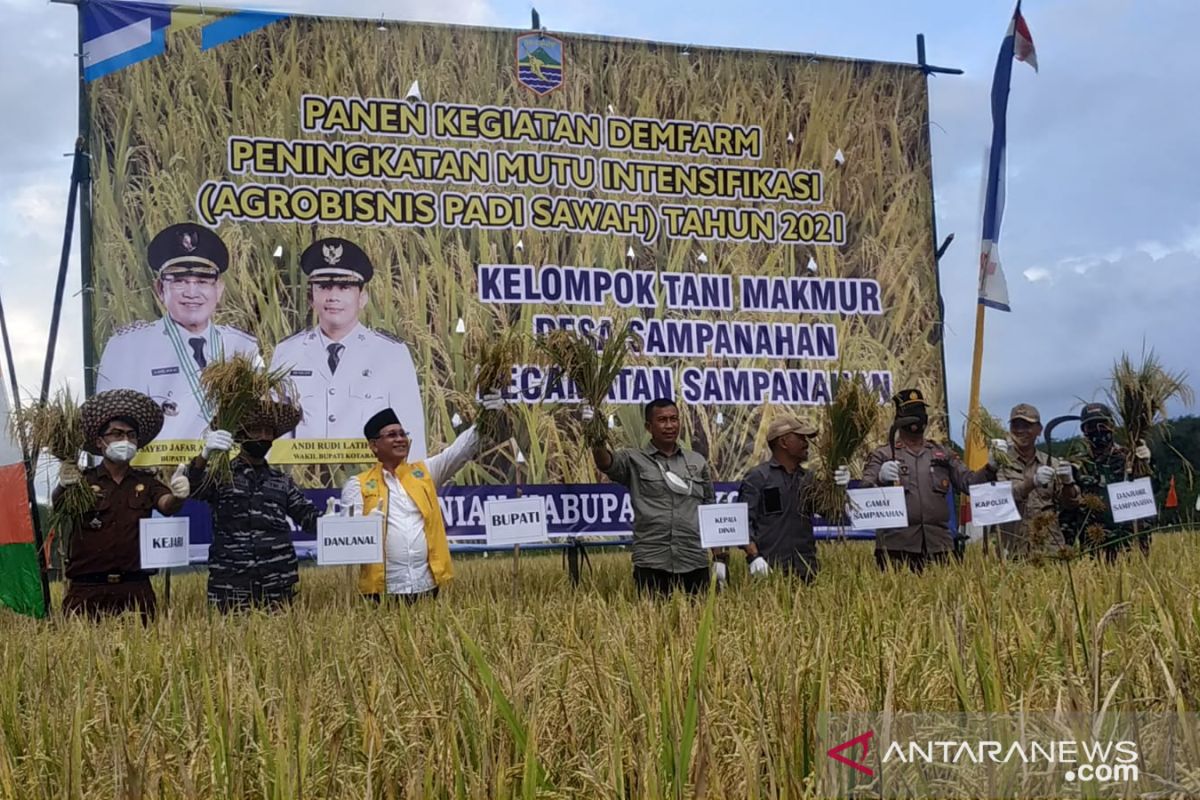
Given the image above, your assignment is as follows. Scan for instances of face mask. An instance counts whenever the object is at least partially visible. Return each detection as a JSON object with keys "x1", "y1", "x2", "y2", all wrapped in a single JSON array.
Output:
[
  {"x1": 240, "y1": 439, "x2": 272, "y2": 460},
  {"x1": 658, "y1": 463, "x2": 693, "y2": 496},
  {"x1": 1085, "y1": 427, "x2": 1113, "y2": 450},
  {"x1": 104, "y1": 441, "x2": 138, "y2": 463}
]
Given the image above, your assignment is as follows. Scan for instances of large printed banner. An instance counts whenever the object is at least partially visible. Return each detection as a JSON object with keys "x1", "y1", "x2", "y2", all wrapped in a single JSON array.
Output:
[{"x1": 84, "y1": 0, "x2": 945, "y2": 493}]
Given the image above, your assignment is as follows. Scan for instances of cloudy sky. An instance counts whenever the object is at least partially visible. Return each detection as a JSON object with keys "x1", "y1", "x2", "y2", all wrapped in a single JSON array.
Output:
[{"x1": 2, "y1": 0, "x2": 1196, "y2": 439}]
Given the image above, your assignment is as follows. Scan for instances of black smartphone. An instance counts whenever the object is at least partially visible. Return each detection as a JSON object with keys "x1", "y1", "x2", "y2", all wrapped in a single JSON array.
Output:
[{"x1": 763, "y1": 487, "x2": 783, "y2": 514}]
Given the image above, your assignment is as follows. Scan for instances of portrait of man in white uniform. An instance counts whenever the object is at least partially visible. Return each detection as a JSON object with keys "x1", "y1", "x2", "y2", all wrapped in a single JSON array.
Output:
[
  {"x1": 270, "y1": 237, "x2": 427, "y2": 460},
  {"x1": 95, "y1": 223, "x2": 260, "y2": 440}
]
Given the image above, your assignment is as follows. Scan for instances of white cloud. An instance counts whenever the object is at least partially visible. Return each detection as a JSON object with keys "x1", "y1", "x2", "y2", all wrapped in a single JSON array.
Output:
[
  {"x1": 8, "y1": 181, "x2": 62, "y2": 232},
  {"x1": 1022, "y1": 267, "x2": 1051, "y2": 283}
]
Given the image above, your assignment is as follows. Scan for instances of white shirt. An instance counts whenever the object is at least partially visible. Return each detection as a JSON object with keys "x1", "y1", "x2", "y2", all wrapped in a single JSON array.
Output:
[
  {"x1": 340, "y1": 427, "x2": 478, "y2": 595},
  {"x1": 270, "y1": 322, "x2": 427, "y2": 459},
  {"x1": 96, "y1": 317, "x2": 261, "y2": 440}
]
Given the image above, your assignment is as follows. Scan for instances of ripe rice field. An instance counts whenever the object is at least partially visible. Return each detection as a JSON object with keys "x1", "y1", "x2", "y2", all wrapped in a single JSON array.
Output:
[{"x1": 3, "y1": 536, "x2": 1199, "y2": 799}]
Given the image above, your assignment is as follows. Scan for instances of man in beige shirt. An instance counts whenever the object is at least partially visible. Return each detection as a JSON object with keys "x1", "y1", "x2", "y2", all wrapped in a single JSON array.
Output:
[{"x1": 994, "y1": 403, "x2": 1080, "y2": 559}]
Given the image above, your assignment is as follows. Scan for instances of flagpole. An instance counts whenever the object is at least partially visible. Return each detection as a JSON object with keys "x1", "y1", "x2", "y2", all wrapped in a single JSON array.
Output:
[
  {"x1": 964, "y1": 304, "x2": 988, "y2": 470},
  {"x1": 966, "y1": 2, "x2": 1036, "y2": 471},
  {"x1": 915, "y1": 33, "x2": 963, "y2": 439}
]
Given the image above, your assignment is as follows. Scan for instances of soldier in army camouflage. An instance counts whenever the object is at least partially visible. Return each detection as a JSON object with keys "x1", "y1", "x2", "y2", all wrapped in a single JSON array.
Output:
[
  {"x1": 1061, "y1": 403, "x2": 1153, "y2": 560},
  {"x1": 185, "y1": 399, "x2": 319, "y2": 610}
]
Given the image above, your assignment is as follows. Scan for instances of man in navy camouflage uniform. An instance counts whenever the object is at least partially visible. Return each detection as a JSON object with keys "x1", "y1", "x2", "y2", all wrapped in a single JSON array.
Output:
[
  {"x1": 1061, "y1": 402, "x2": 1153, "y2": 560},
  {"x1": 186, "y1": 398, "x2": 319, "y2": 610}
]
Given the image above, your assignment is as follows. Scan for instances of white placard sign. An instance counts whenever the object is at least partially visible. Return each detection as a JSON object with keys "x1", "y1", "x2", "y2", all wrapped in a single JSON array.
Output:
[
  {"x1": 845, "y1": 486, "x2": 909, "y2": 530},
  {"x1": 139, "y1": 517, "x2": 190, "y2": 568},
  {"x1": 698, "y1": 502, "x2": 749, "y2": 548},
  {"x1": 317, "y1": 515, "x2": 384, "y2": 565},
  {"x1": 485, "y1": 496, "x2": 550, "y2": 547},
  {"x1": 969, "y1": 481, "x2": 1022, "y2": 525},
  {"x1": 1107, "y1": 477, "x2": 1157, "y2": 523}
]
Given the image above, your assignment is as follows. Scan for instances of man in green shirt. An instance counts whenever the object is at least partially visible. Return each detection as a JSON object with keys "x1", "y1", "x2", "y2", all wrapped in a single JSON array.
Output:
[{"x1": 589, "y1": 398, "x2": 717, "y2": 595}]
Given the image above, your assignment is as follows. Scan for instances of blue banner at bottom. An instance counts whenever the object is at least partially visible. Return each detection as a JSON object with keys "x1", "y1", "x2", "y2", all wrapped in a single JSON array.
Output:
[{"x1": 179, "y1": 482, "x2": 882, "y2": 558}]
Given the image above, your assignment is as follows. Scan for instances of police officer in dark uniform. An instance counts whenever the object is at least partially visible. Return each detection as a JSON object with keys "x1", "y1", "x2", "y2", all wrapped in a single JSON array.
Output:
[
  {"x1": 186, "y1": 399, "x2": 320, "y2": 611},
  {"x1": 1061, "y1": 402, "x2": 1153, "y2": 560},
  {"x1": 858, "y1": 388, "x2": 1001, "y2": 572}
]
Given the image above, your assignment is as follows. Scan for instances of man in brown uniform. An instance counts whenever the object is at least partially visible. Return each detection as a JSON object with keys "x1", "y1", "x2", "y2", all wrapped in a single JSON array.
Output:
[
  {"x1": 994, "y1": 403, "x2": 1080, "y2": 559},
  {"x1": 54, "y1": 390, "x2": 189, "y2": 620},
  {"x1": 859, "y1": 388, "x2": 1000, "y2": 572}
]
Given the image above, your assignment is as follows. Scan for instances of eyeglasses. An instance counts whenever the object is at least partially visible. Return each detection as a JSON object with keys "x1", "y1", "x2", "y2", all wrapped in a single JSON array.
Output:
[
  {"x1": 373, "y1": 429, "x2": 409, "y2": 441},
  {"x1": 100, "y1": 429, "x2": 137, "y2": 442}
]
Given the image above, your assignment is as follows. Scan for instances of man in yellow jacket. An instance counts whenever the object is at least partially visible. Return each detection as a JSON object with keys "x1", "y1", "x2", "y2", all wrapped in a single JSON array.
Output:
[{"x1": 340, "y1": 395, "x2": 504, "y2": 601}]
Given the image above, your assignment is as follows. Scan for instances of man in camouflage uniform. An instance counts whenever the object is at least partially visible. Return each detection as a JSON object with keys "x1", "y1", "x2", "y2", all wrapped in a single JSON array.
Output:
[
  {"x1": 1061, "y1": 403, "x2": 1153, "y2": 560},
  {"x1": 186, "y1": 399, "x2": 319, "y2": 610}
]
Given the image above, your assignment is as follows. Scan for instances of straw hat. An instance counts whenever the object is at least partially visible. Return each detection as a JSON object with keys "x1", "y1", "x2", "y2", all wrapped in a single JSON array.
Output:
[
  {"x1": 80, "y1": 389, "x2": 164, "y2": 454},
  {"x1": 238, "y1": 399, "x2": 303, "y2": 440}
]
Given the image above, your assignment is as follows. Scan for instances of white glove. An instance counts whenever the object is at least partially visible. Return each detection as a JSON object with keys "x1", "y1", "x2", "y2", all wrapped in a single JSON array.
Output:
[
  {"x1": 879, "y1": 460, "x2": 901, "y2": 482},
  {"x1": 1034, "y1": 465, "x2": 1054, "y2": 487},
  {"x1": 1055, "y1": 462, "x2": 1075, "y2": 484},
  {"x1": 1134, "y1": 441, "x2": 1151, "y2": 462},
  {"x1": 202, "y1": 429, "x2": 234, "y2": 459},
  {"x1": 713, "y1": 561, "x2": 728, "y2": 587},
  {"x1": 58, "y1": 461, "x2": 81, "y2": 487},
  {"x1": 169, "y1": 463, "x2": 190, "y2": 499},
  {"x1": 480, "y1": 391, "x2": 505, "y2": 412},
  {"x1": 988, "y1": 438, "x2": 1009, "y2": 468},
  {"x1": 749, "y1": 556, "x2": 770, "y2": 576},
  {"x1": 833, "y1": 465, "x2": 851, "y2": 487},
  {"x1": 580, "y1": 403, "x2": 596, "y2": 423}
]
